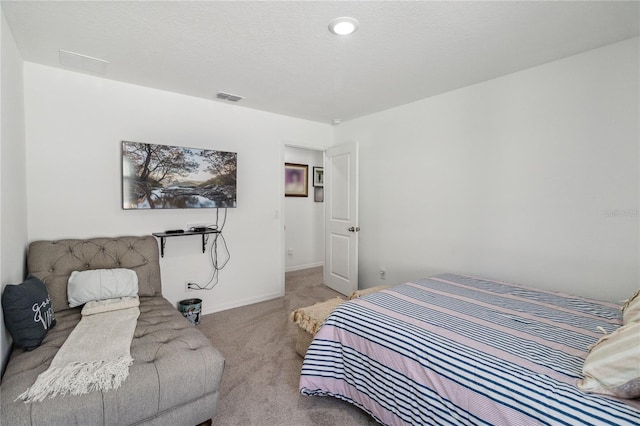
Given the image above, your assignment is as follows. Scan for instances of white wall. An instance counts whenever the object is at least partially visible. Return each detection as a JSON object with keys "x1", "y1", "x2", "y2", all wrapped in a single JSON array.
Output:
[
  {"x1": 23, "y1": 63, "x2": 331, "y2": 315},
  {"x1": 335, "y1": 37, "x2": 639, "y2": 302},
  {"x1": 284, "y1": 146, "x2": 324, "y2": 271},
  {"x1": 0, "y1": 11, "x2": 28, "y2": 373}
]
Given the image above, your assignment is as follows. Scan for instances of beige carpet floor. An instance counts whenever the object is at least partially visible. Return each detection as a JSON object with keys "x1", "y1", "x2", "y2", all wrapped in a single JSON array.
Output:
[{"x1": 196, "y1": 267, "x2": 378, "y2": 425}]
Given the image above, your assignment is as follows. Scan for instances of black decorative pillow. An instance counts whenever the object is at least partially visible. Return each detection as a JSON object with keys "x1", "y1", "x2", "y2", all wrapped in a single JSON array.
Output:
[{"x1": 2, "y1": 275, "x2": 56, "y2": 351}]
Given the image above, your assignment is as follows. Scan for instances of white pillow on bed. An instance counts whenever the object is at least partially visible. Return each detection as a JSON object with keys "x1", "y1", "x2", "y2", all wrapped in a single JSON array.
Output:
[
  {"x1": 578, "y1": 322, "x2": 640, "y2": 399},
  {"x1": 67, "y1": 268, "x2": 138, "y2": 308},
  {"x1": 621, "y1": 289, "x2": 640, "y2": 324}
]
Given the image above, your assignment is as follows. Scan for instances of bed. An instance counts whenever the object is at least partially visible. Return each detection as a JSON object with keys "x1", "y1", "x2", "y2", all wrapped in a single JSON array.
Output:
[{"x1": 299, "y1": 273, "x2": 640, "y2": 425}]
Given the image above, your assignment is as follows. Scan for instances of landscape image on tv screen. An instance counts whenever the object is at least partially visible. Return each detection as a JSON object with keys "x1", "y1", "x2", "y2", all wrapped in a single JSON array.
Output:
[{"x1": 122, "y1": 141, "x2": 237, "y2": 209}]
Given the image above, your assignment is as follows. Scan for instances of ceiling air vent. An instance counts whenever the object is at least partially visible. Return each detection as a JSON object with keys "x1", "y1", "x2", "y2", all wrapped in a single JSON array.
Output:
[{"x1": 216, "y1": 92, "x2": 244, "y2": 102}]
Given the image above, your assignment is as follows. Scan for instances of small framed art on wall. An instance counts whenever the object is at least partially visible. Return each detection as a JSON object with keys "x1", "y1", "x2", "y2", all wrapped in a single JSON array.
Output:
[{"x1": 285, "y1": 163, "x2": 308, "y2": 197}]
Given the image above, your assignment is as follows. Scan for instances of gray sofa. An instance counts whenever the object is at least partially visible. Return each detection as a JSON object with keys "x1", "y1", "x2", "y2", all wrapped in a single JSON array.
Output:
[{"x1": 1, "y1": 236, "x2": 225, "y2": 425}]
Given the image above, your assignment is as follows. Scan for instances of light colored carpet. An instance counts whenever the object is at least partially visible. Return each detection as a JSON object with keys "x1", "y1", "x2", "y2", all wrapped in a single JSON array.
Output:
[{"x1": 196, "y1": 267, "x2": 378, "y2": 425}]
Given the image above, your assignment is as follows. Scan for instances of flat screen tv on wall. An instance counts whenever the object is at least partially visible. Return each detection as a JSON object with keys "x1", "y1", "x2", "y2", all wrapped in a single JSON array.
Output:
[{"x1": 122, "y1": 141, "x2": 237, "y2": 209}]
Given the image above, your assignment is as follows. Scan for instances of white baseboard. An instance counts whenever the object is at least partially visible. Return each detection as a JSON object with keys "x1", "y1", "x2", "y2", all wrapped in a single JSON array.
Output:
[
  {"x1": 196, "y1": 263, "x2": 324, "y2": 316},
  {"x1": 200, "y1": 291, "x2": 284, "y2": 316},
  {"x1": 285, "y1": 262, "x2": 324, "y2": 273}
]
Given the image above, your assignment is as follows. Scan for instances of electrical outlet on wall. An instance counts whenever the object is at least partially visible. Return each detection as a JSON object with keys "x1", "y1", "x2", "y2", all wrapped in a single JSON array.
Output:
[
  {"x1": 185, "y1": 281, "x2": 194, "y2": 291},
  {"x1": 379, "y1": 268, "x2": 386, "y2": 280},
  {"x1": 288, "y1": 248, "x2": 294, "y2": 255}
]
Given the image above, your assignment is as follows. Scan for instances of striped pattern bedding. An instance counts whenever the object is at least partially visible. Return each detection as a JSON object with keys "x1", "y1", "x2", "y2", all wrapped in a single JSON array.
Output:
[{"x1": 299, "y1": 273, "x2": 640, "y2": 425}]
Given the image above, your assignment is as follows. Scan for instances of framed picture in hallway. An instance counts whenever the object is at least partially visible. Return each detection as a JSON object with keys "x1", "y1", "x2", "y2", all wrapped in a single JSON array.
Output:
[
  {"x1": 313, "y1": 167, "x2": 324, "y2": 187},
  {"x1": 285, "y1": 163, "x2": 308, "y2": 197}
]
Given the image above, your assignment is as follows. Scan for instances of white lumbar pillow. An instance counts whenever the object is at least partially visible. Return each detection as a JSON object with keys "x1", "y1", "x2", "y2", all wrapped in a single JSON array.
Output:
[
  {"x1": 67, "y1": 268, "x2": 139, "y2": 308},
  {"x1": 621, "y1": 289, "x2": 640, "y2": 324}
]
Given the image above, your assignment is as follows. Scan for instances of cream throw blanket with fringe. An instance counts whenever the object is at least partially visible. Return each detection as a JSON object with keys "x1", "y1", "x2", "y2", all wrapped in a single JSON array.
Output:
[
  {"x1": 290, "y1": 287, "x2": 392, "y2": 335},
  {"x1": 290, "y1": 297, "x2": 345, "y2": 335},
  {"x1": 18, "y1": 296, "x2": 140, "y2": 403}
]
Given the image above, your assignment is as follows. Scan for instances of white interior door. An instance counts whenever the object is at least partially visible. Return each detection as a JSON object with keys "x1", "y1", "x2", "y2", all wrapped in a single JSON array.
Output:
[{"x1": 324, "y1": 142, "x2": 359, "y2": 296}]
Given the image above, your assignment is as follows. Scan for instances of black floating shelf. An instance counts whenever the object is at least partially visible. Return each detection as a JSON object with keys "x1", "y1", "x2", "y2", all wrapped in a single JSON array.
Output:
[{"x1": 152, "y1": 230, "x2": 220, "y2": 257}]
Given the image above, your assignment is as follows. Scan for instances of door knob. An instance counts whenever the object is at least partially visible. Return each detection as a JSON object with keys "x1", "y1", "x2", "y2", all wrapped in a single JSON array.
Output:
[{"x1": 347, "y1": 226, "x2": 360, "y2": 232}]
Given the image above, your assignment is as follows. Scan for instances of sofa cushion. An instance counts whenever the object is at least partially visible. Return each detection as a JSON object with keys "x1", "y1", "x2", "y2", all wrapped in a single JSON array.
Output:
[
  {"x1": 1, "y1": 275, "x2": 56, "y2": 351},
  {"x1": 0, "y1": 295, "x2": 225, "y2": 425},
  {"x1": 26, "y1": 237, "x2": 161, "y2": 312}
]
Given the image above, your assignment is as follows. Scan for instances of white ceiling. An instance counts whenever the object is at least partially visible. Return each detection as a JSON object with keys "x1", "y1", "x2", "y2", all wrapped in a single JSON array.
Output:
[{"x1": 2, "y1": 1, "x2": 639, "y2": 124}]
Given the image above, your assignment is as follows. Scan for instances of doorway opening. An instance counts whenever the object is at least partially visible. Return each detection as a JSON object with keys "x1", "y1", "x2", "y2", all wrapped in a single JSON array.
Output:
[{"x1": 283, "y1": 146, "x2": 325, "y2": 274}]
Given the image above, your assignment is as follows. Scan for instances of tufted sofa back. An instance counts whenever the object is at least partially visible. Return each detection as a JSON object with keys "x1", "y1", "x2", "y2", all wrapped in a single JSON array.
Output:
[{"x1": 27, "y1": 236, "x2": 162, "y2": 313}]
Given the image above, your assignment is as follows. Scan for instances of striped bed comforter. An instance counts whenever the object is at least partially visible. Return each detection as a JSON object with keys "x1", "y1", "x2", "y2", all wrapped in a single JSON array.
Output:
[{"x1": 299, "y1": 273, "x2": 640, "y2": 425}]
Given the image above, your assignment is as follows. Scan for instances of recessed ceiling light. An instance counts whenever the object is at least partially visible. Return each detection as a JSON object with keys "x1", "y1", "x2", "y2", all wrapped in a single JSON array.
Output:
[{"x1": 328, "y1": 17, "x2": 359, "y2": 36}]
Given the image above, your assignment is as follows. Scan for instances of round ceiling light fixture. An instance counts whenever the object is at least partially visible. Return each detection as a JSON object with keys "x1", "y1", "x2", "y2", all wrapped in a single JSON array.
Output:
[{"x1": 328, "y1": 17, "x2": 359, "y2": 36}]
